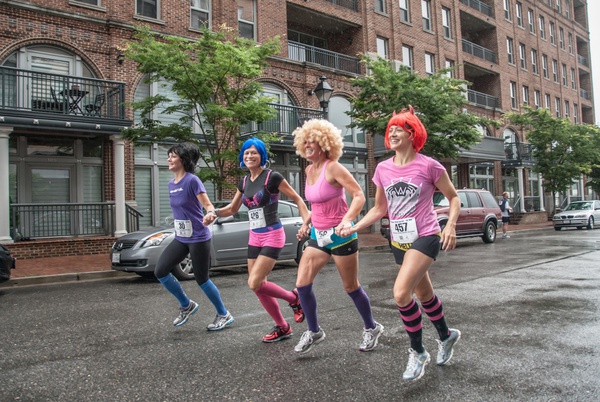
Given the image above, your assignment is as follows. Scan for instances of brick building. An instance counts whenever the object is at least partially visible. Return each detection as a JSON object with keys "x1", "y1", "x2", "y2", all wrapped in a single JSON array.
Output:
[{"x1": 0, "y1": 0, "x2": 595, "y2": 259}]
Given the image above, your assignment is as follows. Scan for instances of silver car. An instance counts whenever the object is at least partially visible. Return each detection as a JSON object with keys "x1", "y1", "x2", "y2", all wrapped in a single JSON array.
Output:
[
  {"x1": 553, "y1": 200, "x2": 600, "y2": 231},
  {"x1": 110, "y1": 201, "x2": 307, "y2": 280}
]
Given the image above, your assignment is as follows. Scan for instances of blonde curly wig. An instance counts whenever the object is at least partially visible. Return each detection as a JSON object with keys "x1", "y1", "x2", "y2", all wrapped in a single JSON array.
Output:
[{"x1": 292, "y1": 119, "x2": 344, "y2": 162}]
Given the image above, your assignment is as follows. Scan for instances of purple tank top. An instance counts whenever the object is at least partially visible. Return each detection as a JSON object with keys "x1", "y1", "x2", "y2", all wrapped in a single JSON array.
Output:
[{"x1": 305, "y1": 160, "x2": 348, "y2": 229}]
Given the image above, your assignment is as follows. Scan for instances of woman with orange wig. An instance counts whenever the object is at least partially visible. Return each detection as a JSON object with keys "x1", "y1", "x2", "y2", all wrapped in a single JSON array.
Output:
[{"x1": 340, "y1": 106, "x2": 462, "y2": 381}]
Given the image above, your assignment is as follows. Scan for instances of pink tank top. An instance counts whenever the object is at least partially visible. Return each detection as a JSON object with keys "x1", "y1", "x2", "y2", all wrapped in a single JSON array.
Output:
[{"x1": 305, "y1": 160, "x2": 348, "y2": 229}]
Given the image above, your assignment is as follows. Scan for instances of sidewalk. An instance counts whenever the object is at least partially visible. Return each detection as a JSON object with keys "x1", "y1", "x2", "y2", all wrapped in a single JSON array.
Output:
[{"x1": 1, "y1": 222, "x2": 553, "y2": 287}]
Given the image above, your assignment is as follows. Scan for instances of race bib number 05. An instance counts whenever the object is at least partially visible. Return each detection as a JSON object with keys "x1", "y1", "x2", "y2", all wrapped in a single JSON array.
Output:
[{"x1": 391, "y1": 218, "x2": 418, "y2": 244}]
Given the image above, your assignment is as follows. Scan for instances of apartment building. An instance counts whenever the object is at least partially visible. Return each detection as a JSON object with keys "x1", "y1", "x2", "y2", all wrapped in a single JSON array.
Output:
[{"x1": 0, "y1": 0, "x2": 594, "y2": 258}]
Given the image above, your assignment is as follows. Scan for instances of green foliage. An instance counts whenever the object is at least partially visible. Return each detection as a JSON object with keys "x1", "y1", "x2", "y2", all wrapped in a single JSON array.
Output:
[
  {"x1": 586, "y1": 166, "x2": 600, "y2": 194},
  {"x1": 348, "y1": 56, "x2": 491, "y2": 160},
  {"x1": 505, "y1": 107, "x2": 600, "y2": 207},
  {"x1": 120, "y1": 25, "x2": 281, "y2": 196}
]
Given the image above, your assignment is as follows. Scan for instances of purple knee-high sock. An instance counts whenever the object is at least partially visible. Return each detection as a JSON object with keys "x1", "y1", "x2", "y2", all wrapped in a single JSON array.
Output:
[
  {"x1": 348, "y1": 286, "x2": 376, "y2": 330},
  {"x1": 297, "y1": 283, "x2": 319, "y2": 332}
]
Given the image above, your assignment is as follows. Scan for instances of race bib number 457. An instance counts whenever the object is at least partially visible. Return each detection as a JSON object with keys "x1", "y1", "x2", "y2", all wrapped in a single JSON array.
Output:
[{"x1": 390, "y1": 218, "x2": 418, "y2": 244}]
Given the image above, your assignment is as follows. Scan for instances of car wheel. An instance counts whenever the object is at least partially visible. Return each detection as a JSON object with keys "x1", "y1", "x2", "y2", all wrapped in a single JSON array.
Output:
[
  {"x1": 295, "y1": 238, "x2": 309, "y2": 265},
  {"x1": 173, "y1": 253, "x2": 194, "y2": 281},
  {"x1": 587, "y1": 217, "x2": 594, "y2": 230},
  {"x1": 482, "y1": 221, "x2": 496, "y2": 243},
  {"x1": 554, "y1": 226, "x2": 562, "y2": 231}
]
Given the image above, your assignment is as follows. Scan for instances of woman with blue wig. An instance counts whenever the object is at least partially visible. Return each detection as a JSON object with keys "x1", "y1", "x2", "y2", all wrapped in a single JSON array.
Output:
[{"x1": 204, "y1": 137, "x2": 311, "y2": 342}]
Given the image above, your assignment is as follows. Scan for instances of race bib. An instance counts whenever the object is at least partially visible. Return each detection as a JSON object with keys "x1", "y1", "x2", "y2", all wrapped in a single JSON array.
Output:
[
  {"x1": 315, "y1": 227, "x2": 335, "y2": 247},
  {"x1": 174, "y1": 219, "x2": 193, "y2": 238},
  {"x1": 249, "y1": 207, "x2": 267, "y2": 229},
  {"x1": 391, "y1": 218, "x2": 418, "y2": 244}
]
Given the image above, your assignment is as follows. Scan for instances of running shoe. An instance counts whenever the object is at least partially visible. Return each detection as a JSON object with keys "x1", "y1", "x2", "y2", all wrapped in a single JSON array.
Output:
[
  {"x1": 294, "y1": 328, "x2": 326, "y2": 354},
  {"x1": 359, "y1": 322, "x2": 384, "y2": 352},
  {"x1": 402, "y1": 348, "x2": 430, "y2": 381},
  {"x1": 262, "y1": 323, "x2": 293, "y2": 343},
  {"x1": 289, "y1": 289, "x2": 305, "y2": 323},
  {"x1": 207, "y1": 311, "x2": 234, "y2": 331},
  {"x1": 436, "y1": 328, "x2": 461, "y2": 365},
  {"x1": 173, "y1": 300, "x2": 199, "y2": 327}
]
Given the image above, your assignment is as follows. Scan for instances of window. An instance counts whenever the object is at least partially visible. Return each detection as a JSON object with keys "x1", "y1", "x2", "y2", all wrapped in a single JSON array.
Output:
[
  {"x1": 564, "y1": 100, "x2": 570, "y2": 118},
  {"x1": 375, "y1": 0, "x2": 386, "y2": 13},
  {"x1": 425, "y1": 53, "x2": 435, "y2": 75},
  {"x1": 330, "y1": 96, "x2": 366, "y2": 147},
  {"x1": 402, "y1": 45, "x2": 413, "y2": 70},
  {"x1": 519, "y1": 43, "x2": 527, "y2": 69},
  {"x1": 571, "y1": 68, "x2": 576, "y2": 89},
  {"x1": 399, "y1": 0, "x2": 410, "y2": 23},
  {"x1": 565, "y1": 0, "x2": 571, "y2": 19},
  {"x1": 510, "y1": 81, "x2": 517, "y2": 108},
  {"x1": 422, "y1": 0, "x2": 432, "y2": 31},
  {"x1": 539, "y1": 16, "x2": 546, "y2": 39},
  {"x1": 445, "y1": 59, "x2": 455, "y2": 78},
  {"x1": 531, "y1": 49, "x2": 538, "y2": 74},
  {"x1": 516, "y1": 2, "x2": 523, "y2": 27},
  {"x1": 528, "y1": 9, "x2": 535, "y2": 33},
  {"x1": 552, "y1": 59, "x2": 558, "y2": 82},
  {"x1": 549, "y1": 22, "x2": 555, "y2": 44},
  {"x1": 136, "y1": 0, "x2": 158, "y2": 19},
  {"x1": 555, "y1": 97, "x2": 561, "y2": 117},
  {"x1": 376, "y1": 36, "x2": 389, "y2": 59},
  {"x1": 534, "y1": 90, "x2": 540, "y2": 108},
  {"x1": 522, "y1": 86, "x2": 529, "y2": 105},
  {"x1": 573, "y1": 103, "x2": 578, "y2": 123},
  {"x1": 507, "y1": 37, "x2": 515, "y2": 64},
  {"x1": 442, "y1": 7, "x2": 452, "y2": 39},
  {"x1": 562, "y1": 64, "x2": 567, "y2": 86},
  {"x1": 238, "y1": 0, "x2": 256, "y2": 40},
  {"x1": 75, "y1": 0, "x2": 100, "y2": 5},
  {"x1": 190, "y1": 0, "x2": 210, "y2": 29},
  {"x1": 559, "y1": 27, "x2": 565, "y2": 49},
  {"x1": 568, "y1": 32, "x2": 573, "y2": 54},
  {"x1": 544, "y1": 93, "x2": 551, "y2": 109},
  {"x1": 542, "y1": 54, "x2": 549, "y2": 78},
  {"x1": 504, "y1": 0, "x2": 512, "y2": 20},
  {"x1": 556, "y1": 0, "x2": 561, "y2": 14}
]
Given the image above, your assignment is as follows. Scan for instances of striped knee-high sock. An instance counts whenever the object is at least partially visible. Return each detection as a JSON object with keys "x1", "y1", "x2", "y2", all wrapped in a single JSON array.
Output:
[
  {"x1": 398, "y1": 299, "x2": 424, "y2": 353},
  {"x1": 421, "y1": 294, "x2": 450, "y2": 341}
]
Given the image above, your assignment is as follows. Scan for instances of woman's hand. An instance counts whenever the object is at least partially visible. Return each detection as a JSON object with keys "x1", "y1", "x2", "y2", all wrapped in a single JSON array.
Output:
[
  {"x1": 440, "y1": 223, "x2": 457, "y2": 251},
  {"x1": 336, "y1": 221, "x2": 354, "y2": 238},
  {"x1": 296, "y1": 222, "x2": 311, "y2": 240},
  {"x1": 203, "y1": 212, "x2": 217, "y2": 226}
]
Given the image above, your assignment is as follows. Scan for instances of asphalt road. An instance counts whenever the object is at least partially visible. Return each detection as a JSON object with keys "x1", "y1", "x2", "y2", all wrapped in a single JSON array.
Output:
[{"x1": 1, "y1": 228, "x2": 599, "y2": 401}]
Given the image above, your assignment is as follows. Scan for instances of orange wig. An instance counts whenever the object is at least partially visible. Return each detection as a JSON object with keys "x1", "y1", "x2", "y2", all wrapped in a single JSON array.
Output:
[{"x1": 384, "y1": 105, "x2": 427, "y2": 152}]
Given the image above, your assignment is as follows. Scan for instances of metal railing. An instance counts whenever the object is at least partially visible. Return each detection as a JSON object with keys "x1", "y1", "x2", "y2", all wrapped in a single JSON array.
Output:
[
  {"x1": 0, "y1": 66, "x2": 127, "y2": 120},
  {"x1": 325, "y1": 0, "x2": 358, "y2": 11},
  {"x1": 467, "y1": 89, "x2": 499, "y2": 108},
  {"x1": 288, "y1": 41, "x2": 361, "y2": 74},
  {"x1": 580, "y1": 88, "x2": 591, "y2": 100},
  {"x1": 9, "y1": 202, "x2": 141, "y2": 240},
  {"x1": 459, "y1": 0, "x2": 493, "y2": 17},
  {"x1": 504, "y1": 142, "x2": 534, "y2": 163},
  {"x1": 462, "y1": 39, "x2": 497, "y2": 63},
  {"x1": 240, "y1": 103, "x2": 325, "y2": 137},
  {"x1": 523, "y1": 196, "x2": 542, "y2": 212},
  {"x1": 577, "y1": 54, "x2": 589, "y2": 67}
]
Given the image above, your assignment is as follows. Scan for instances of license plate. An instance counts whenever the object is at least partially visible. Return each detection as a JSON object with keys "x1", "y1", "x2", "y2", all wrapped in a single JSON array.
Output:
[
  {"x1": 112, "y1": 252, "x2": 120, "y2": 263},
  {"x1": 563, "y1": 220, "x2": 570, "y2": 224}
]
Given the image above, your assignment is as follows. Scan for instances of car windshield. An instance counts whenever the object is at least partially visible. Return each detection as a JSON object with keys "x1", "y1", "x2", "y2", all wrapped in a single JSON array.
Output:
[
  {"x1": 433, "y1": 192, "x2": 449, "y2": 207},
  {"x1": 565, "y1": 202, "x2": 592, "y2": 211}
]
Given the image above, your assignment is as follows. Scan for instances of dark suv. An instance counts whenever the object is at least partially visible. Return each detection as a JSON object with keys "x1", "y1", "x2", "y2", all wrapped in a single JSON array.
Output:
[{"x1": 380, "y1": 189, "x2": 503, "y2": 245}]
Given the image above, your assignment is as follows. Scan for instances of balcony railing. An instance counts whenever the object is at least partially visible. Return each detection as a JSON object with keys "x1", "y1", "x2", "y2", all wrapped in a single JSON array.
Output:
[
  {"x1": 288, "y1": 41, "x2": 361, "y2": 74},
  {"x1": 504, "y1": 142, "x2": 535, "y2": 166},
  {"x1": 240, "y1": 103, "x2": 324, "y2": 138},
  {"x1": 0, "y1": 66, "x2": 127, "y2": 121},
  {"x1": 467, "y1": 89, "x2": 499, "y2": 108},
  {"x1": 326, "y1": 0, "x2": 358, "y2": 12},
  {"x1": 459, "y1": 0, "x2": 493, "y2": 17},
  {"x1": 580, "y1": 88, "x2": 591, "y2": 100},
  {"x1": 577, "y1": 54, "x2": 589, "y2": 67},
  {"x1": 462, "y1": 39, "x2": 497, "y2": 63},
  {"x1": 10, "y1": 202, "x2": 141, "y2": 240}
]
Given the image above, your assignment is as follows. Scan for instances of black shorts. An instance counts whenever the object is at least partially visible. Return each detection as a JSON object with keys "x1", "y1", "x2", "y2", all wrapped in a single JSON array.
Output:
[
  {"x1": 248, "y1": 245, "x2": 282, "y2": 260},
  {"x1": 307, "y1": 238, "x2": 358, "y2": 256},
  {"x1": 502, "y1": 216, "x2": 510, "y2": 223},
  {"x1": 391, "y1": 234, "x2": 441, "y2": 265}
]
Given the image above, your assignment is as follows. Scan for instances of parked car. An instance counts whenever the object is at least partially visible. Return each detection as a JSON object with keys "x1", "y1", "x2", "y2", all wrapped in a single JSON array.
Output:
[
  {"x1": 0, "y1": 244, "x2": 16, "y2": 283},
  {"x1": 552, "y1": 200, "x2": 600, "y2": 230},
  {"x1": 381, "y1": 189, "x2": 503, "y2": 245},
  {"x1": 110, "y1": 201, "x2": 307, "y2": 280}
]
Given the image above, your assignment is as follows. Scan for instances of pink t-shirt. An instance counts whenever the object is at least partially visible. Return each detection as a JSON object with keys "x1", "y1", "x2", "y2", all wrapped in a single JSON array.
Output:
[
  {"x1": 372, "y1": 153, "x2": 445, "y2": 237},
  {"x1": 305, "y1": 160, "x2": 348, "y2": 229}
]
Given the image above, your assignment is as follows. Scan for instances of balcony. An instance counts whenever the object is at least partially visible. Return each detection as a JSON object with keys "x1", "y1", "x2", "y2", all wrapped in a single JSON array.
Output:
[
  {"x1": 288, "y1": 42, "x2": 361, "y2": 74},
  {"x1": 503, "y1": 142, "x2": 535, "y2": 167},
  {"x1": 0, "y1": 66, "x2": 130, "y2": 132},
  {"x1": 578, "y1": 54, "x2": 589, "y2": 67},
  {"x1": 462, "y1": 39, "x2": 497, "y2": 63},
  {"x1": 459, "y1": 0, "x2": 494, "y2": 17},
  {"x1": 325, "y1": 0, "x2": 358, "y2": 12},
  {"x1": 580, "y1": 88, "x2": 591, "y2": 100},
  {"x1": 467, "y1": 89, "x2": 499, "y2": 109}
]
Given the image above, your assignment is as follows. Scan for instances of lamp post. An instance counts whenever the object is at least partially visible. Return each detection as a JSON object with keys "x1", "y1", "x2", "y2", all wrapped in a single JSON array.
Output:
[{"x1": 311, "y1": 76, "x2": 333, "y2": 120}]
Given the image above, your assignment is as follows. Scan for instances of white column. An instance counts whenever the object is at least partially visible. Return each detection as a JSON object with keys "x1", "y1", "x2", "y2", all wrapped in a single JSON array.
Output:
[
  {"x1": 580, "y1": 176, "x2": 585, "y2": 200},
  {"x1": 111, "y1": 135, "x2": 127, "y2": 237},
  {"x1": 0, "y1": 127, "x2": 14, "y2": 244},
  {"x1": 538, "y1": 173, "x2": 545, "y2": 211},
  {"x1": 517, "y1": 167, "x2": 526, "y2": 212}
]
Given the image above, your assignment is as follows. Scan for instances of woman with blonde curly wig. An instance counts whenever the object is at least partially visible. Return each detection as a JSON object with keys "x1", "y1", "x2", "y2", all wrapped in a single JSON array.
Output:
[{"x1": 291, "y1": 119, "x2": 383, "y2": 354}]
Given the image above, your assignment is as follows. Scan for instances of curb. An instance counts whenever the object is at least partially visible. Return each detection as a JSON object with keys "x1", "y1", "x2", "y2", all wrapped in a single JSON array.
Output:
[{"x1": 0, "y1": 270, "x2": 135, "y2": 289}]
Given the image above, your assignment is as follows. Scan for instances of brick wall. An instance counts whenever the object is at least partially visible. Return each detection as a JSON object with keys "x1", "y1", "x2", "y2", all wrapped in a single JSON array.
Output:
[{"x1": 5, "y1": 237, "x2": 115, "y2": 260}]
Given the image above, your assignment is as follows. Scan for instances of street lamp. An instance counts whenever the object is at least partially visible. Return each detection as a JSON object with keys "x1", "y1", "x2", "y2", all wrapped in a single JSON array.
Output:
[{"x1": 310, "y1": 76, "x2": 333, "y2": 119}]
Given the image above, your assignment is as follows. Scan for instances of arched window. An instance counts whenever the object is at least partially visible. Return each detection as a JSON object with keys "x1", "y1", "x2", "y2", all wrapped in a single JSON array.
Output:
[{"x1": 328, "y1": 96, "x2": 365, "y2": 147}]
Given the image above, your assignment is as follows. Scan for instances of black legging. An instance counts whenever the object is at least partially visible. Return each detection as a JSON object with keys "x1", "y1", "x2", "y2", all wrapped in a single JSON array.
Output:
[{"x1": 154, "y1": 238, "x2": 211, "y2": 285}]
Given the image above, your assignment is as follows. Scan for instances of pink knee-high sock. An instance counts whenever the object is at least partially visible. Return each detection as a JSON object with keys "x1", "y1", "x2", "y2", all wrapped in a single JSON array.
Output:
[
  {"x1": 255, "y1": 281, "x2": 296, "y2": 304},
  {"x1": 255, "y1": 284, "x2": 287, "y2": 328}
]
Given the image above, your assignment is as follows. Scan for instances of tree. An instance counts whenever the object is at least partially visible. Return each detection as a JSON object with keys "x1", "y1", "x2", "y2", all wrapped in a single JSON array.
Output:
[
  {"x1": 120, "y1": 25, "x2": 281, "y2": 198},
  {"x1": 506, "y1": 107, "x2": 600, "y2": 211},
  {"x1": 347, "y1": 56, "x2": 490, "y2": 160}
]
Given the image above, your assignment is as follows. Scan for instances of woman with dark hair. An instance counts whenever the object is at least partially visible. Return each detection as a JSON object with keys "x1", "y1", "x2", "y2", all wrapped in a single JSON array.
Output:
[
  {"x1": 155, "y1": 142, "x2": 233, "y2": 330},
  {"x1": 340, "y1": 106, "x2": 461, "y2": 381},
  {"x1": 203, "y1": 137, "x2": 310, "y2": 342}
]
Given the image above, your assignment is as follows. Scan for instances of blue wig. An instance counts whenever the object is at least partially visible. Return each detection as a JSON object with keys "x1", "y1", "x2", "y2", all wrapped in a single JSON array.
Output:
[{"x1": 239, "y1": 137, "x2": 269, "y2": 168}]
